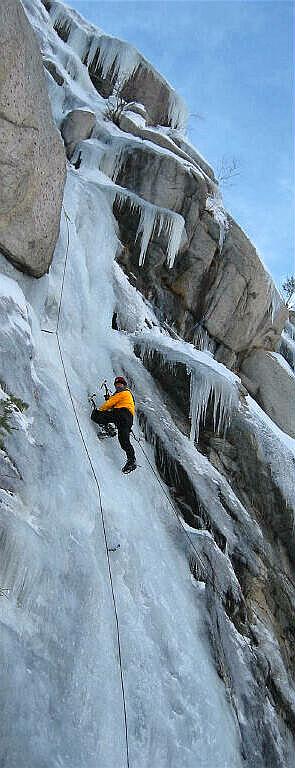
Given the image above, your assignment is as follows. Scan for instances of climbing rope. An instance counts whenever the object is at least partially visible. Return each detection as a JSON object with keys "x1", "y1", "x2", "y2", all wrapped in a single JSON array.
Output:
[
  {"x1": 41, "y1": 204, "x2": 130, "y2": 768},
  {"x1": 56, "y1": 334, "x2": 130, "y2": 768},
  {"x1": 56, "y1": 206, "x2": 71, "y2": 332}
]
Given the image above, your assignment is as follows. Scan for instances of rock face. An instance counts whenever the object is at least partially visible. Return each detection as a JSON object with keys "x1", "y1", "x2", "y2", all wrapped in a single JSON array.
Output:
[
  {"x1": 116, "y1": 145, "x2": 208, "y2": 232},
  {"x1": 43, "y1": 57, "x2": 64, "y2": 86},
  {"x1": 241, "y1": 350, "x2": 295, "y2": 437},
  {"x1": 40, "y1": 0, "x2": 287, "y2": 363},
  {"x1": 114, "y1": 148, "x2": 287, "y2": 365},
  {"x1": 45, "y1": 0, "x2": 187, "y2": 129},
  {"x1": 121, "y1": 63, "x2": 186, "y2": 128},
  {"x1": 202, "y1": 218, "x2": 287, "y2": 357},
  {"x1": 61, "y1": 109, "x2": 96, "y2": 158},
  {"x1": 0, "y1": 0, "x2": 66, "y2": 278},
  {"x1": 118, "y1": 108, "x2": 212, "y2": 173}
]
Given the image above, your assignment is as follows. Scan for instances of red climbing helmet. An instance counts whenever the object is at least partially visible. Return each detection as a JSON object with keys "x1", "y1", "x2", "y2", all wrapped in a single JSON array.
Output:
[{"x1": 114, "y1": 376, "x2": 127, "y2": 386}]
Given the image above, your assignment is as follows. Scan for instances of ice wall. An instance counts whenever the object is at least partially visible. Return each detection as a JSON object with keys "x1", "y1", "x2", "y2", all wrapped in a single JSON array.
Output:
[
  {"x1": 0, "y1": 2, "x2": 294, "y2": 768},
  {"x1": 0, "y1": 157, "x2": 244, "y2": 767}
]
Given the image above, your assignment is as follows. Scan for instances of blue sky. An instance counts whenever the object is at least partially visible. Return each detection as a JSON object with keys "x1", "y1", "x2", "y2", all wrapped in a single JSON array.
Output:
[{"x1": 69, "y1": 0, "x2": 294, "y2": 289}]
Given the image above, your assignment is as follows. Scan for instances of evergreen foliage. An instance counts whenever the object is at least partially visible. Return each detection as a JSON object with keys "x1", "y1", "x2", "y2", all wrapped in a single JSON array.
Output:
[{"x1": 0, "y1": 384, "x2": 28, "y2": 450}]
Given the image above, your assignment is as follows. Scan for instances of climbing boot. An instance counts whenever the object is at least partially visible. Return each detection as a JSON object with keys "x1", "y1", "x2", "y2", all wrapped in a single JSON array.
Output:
[
  {"x1": 122, "y1": 458, "x2": 137, "y2": 474},
  {"x1": 97, "y1": 424, "x2": 117, "y2": 439}
]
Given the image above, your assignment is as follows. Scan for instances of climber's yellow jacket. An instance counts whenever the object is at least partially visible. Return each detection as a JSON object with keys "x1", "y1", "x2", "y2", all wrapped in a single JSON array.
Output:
[{"x1": 99, "y1": 389, "x2": 135, "y2": 416}]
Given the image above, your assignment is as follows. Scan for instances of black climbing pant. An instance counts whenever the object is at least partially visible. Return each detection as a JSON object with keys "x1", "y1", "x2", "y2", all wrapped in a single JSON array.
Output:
[{"x1": 91, "y1": 407, "x2": 136, "y2": 462}]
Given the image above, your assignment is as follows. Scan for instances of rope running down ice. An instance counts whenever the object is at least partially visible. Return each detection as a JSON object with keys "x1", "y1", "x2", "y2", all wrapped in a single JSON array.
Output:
[{"x1": 41, "y1": 205, "x2": 131, "y2": 768}]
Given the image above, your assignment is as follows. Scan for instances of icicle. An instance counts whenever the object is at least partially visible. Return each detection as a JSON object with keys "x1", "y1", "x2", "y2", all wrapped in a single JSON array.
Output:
[
  {"x1": 155, "y1": 212, "x2": 184, "y2": 268},
  {"x1": 280, "y1": 331, "x2": 295, "y2": 371},
  {"x1": 100, "y1": 146, "x2": 126, "y2": 183},
  {"x1": 50, "y1": 5, "x2": 72, "y2": 42},
  {"x1": 188, "y1": 367, "x2": 235, "y2": 443},
  {"x1": 193, "y1": 324, "x2": 215, "y2": 355},
  {"x1": 167, "y1": 91, "x2": 188, "y2": 131},
  {"x1": 113, "y1": 190, "x2": 184, "y2": 268},
  {"x1": 206, "y1": 193, "x2": 229, "y2": 251},
  {"x1": 113, "y1": 191, "x2": 156, "y2": 265},
  {"x1": 266, "y1": 279, "x2": 283, "y2": 324},
  {"x1": 137, "y1": 207, "x2": 158, "y2": 266},
  {"x1": 86, "y1": 36, "x2": 138, "y2": 87},
  {"x1": 133, "y1": 332, "x2": 239, "y2": 444},
  {"x1": 189, "y1": 370, "x2": 212, "y2": 442},
  {"x1": 67, "y1": 26, "x2": 89, "y2": 62},
  {"x1": 140, "y1": 344, "x2": 179, "y2": 380},
  {"x1": 285, "y1": 320, "x2": 295, "y2": 342}
]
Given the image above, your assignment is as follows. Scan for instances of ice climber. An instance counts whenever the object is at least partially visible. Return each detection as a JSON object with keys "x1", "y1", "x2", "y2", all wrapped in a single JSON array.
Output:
[{"x1": 91, "y1": 376, "x2": 137, "y2": 473}]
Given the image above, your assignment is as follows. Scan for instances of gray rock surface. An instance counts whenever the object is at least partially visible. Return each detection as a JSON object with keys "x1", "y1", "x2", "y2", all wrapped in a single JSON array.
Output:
[
  {"x1": 61, "y1": 109, "x2": 96, "y2": 158},
  {"x1": 202, "y1": 218, "x2": 287, "y2": 355},
  {"x1": 241, "y1": 350, "x2": 295, "y2": 437},
  {"x1": 170, "y1": 134, "x2": 216, "y2": 181},
  {"x1": 115, "y1": 144, "x2": 208, "y2": 240},
  {"x1": 121, "y1": 62, "x2": 186, "y2": 128},
  {"x1": 43, "y1": 57, "x2": 64, "y2": 86},
  {"x1": 114, "y1": 147, "x2": 287, "y2": 359},
  {"x1": 0, "y1": 0, "x2": 65, "y2": 277},
  {"x1": 118, "y1": 109, "x2": 215, "y2": 178}
]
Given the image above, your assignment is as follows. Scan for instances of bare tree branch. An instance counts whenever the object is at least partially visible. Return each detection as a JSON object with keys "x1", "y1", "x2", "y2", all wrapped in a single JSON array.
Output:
[{"x1": 216, "y1": 155, "x2": 241, "y2": 187}]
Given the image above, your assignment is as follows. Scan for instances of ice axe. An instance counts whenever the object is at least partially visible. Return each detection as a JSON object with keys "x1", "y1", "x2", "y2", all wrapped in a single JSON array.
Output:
[
  {"x1": 88, "y1": 393, "x2": 97, "y2": 409},
  {"x1": 100, "y1": 379, "x2": 111, "y2": 401}
]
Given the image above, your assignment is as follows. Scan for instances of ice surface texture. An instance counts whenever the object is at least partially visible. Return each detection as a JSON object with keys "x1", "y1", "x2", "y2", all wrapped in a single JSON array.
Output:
[{"x1": 0, "y1": 2, "x2": 294, "y2": 767}]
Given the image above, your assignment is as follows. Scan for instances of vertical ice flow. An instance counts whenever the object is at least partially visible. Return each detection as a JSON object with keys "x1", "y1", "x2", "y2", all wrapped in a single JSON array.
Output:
[
  {"x1": 189, "y1": 366, "x2": 236, "y2": 442},
  {"x1": 113, "y1": 191, "x2": 184, "y2": 267},
  {"x1": 206, "y1": 192, "x2": 229, "y2": 251},
  {"x1": 136, "y1": 334, "x2": 239, "y2": 443}
]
